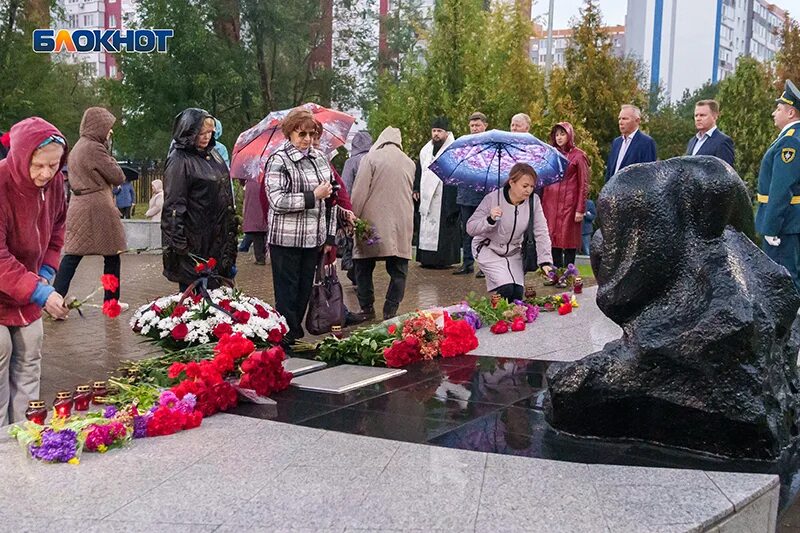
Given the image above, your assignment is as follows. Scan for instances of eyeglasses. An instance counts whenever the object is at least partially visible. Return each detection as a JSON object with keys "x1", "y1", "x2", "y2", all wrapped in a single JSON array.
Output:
[{"x1": 295, "y1": 130, "x2": 317, "y2": 138}]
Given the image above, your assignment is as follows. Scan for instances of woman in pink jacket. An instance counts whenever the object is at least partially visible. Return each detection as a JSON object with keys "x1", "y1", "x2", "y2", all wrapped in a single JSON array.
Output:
[{"x1": 467, "y1": 163, "x2": 553, "y2": 302}]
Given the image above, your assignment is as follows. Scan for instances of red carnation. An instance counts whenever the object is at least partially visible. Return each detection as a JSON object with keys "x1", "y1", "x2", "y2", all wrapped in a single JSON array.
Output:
[
  {"x1": 233, "y1": 310, "x2": 251, "y2": 324},
  {"x1": 267, "y1": 328, "x2": 283, "y2": 343},
  {"x1": 219, "y1": 299, "x2": 232, "y2": 311},
  {"x1": 254, "y1": 304, "x2": 270, "y2": 319},
  {"x1": 191, "y1": 294, "x2": 202, "y2": 304},
  {"x1": 171, "y1": 305, "x2": 188, "y2": 318},
  {"x1": 212, "y1": 322, "x2": 233, "y2": 338},
  {"x1": 558, "y1": 303, "x2": 573, "y2": 315},
  {"x1": 490, "y1": 321, "x2": 510, "y2": 334},
  {"x1": 150, "y1": 304, "x2": 163, "y2": 315},
  {"x1": 171, "y1": 323, "x2": 189, "y2": 341},
  {"x1": 383, "y1": 336, "x2": 422, "y2": 368},
  {"x1": 440, "y1": 319, "x2": 479, "y2": 357},
  {"x1": 194, "y1": 263, "x2": 205, "y2": 274},
  {"x1": 100, "y1": 274, "x2": 119, "y2": 292},
  {"x1": 102, "y1": 299, "x2": 122, "y2": 318},
  {"x1": 511, "y1": 317, "x2": 526, "y2": 332},
  {"x1": 387, "y1": 324, "x2": 397, "y2": 335},
  {"x1": 206, "y1": 258, "x2": 217, "y2": 269},
  {"x1": 168, "y1": 362, "x2": 186, "y2": 379}
]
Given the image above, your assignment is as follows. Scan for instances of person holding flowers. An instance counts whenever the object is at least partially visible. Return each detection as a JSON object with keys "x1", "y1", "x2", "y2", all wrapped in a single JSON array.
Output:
[
  {"x1": 0, "y1": 117, "x2": 69, "y2": 425},
  {"x1": 468, "y1": 163, "x2": 554, "y2": 302}
]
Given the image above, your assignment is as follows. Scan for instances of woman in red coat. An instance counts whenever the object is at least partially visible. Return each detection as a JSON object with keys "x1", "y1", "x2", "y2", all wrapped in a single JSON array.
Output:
[{"x1": 542, "y1": 122, "x2": 589, "y2": 276}]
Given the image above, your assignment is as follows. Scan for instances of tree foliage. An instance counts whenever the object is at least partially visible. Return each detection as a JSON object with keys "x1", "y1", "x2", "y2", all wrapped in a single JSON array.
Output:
[
  {"x1": 775, "y1": 17, "x2": 800, "y2": 90},
  {"x1": 718, "y1": 56, "x2": 776, "y2": 191},
  {"x1": 562, "y1": 0, "x2": 648, "y2": 160},
  {"x1": 0, "y1": 0, "x2": 101, "y2": 144}
]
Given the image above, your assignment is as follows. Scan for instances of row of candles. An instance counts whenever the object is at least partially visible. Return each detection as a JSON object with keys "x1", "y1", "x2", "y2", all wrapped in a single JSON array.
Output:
[{"x1": 25, "y1": 381, "x2": 108, "y2": 425}]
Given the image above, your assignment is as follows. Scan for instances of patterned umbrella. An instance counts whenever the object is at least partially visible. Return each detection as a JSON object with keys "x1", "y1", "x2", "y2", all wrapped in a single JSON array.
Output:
[
  {"x1": 428, "y1": 129, "x2": 569, "y2": 195},
  {"x1": 230, "y1": 103, "x2": 355, "y2": 181}
]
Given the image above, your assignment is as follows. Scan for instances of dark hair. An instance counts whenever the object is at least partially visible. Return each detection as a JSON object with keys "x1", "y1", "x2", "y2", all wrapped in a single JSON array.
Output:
[
  {"x1": 281, "y1": 108, "x2": 317, "y2": 138},
  {"x1": 311, "y1": 119, "x2": 323, "y2": 139},
  {"x1": 696, "y1": 99, "x2": 720, "y2": 114},
  {"x1": 508, "y1": 162, "x2": 537, "y2": 187}
]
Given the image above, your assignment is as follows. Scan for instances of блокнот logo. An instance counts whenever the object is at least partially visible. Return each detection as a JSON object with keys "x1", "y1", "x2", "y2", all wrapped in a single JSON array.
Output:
[{"x1": 32, "y1": 29, "x2": 173, "y2": 53}]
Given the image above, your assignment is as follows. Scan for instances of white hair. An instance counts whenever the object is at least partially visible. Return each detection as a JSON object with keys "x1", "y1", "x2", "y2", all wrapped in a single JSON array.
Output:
[
  {"x1": 511, "y1": 113, "x2": 531, "y2": 126},
  {"x1": 620, "y1": 104, "x2": 642, "y2": 119}
]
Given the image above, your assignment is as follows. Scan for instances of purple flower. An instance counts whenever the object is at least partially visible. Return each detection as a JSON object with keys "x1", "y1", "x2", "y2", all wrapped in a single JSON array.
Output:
[
  {"x1": 103, "y1": 405, "x2": 118, "y2": 419},
  {"x1": 158, "y1": 390, "x2": 179, "y2": 408},
  {"x1": 526, "y1": 305, "x2": 540, "y2": 323},
  {"x1": 29, "y1": 429, "x2": 79, "y2": 463},
  {"x1": 463, "y1": 310, "x2": 483, "y2": 330},
  {"x1": 179, "y1": 393, "x2": 197, "y2": 412},
  {"x1": 132, "y1": 414, "x2": 149, "y2": 439}
]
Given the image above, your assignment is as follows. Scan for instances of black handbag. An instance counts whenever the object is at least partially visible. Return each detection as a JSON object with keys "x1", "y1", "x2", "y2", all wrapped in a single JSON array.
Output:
[
  {"x1": 521, "y1": 196, "x2": 538, "y2": 273},
  {"x1": 305, "y1": 253, "x2": 346, "y2": 335}
]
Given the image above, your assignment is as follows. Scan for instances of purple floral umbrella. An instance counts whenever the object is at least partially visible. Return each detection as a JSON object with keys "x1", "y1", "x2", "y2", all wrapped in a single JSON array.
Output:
[{"x1": 428, "y1": 129, "x2": 569, "y2": 198}]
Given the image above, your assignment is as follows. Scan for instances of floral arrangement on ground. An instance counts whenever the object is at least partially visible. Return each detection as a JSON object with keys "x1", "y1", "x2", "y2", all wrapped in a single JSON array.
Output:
[
  {"x1": 130, "y1": 287, "x2": 288, "y2": 349},
  {"x1": 8, "y1": 390, "x2": 202, "y2": 464},
  {"x1": 314, "y1": 308, "x2": 479, "y2": 368},
  {"x1": 465, "y1": 291, "x2": 579, "y2": 335}
]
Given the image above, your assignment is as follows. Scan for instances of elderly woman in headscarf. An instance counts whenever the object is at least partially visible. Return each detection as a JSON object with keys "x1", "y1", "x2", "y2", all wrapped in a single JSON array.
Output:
[
  {"x1": 541, "y1": 121, "x2": 589, "y2": 278},
  {"x1": 161, "y1": 108, "x2": 238, "y2": 291},
  {"x1": 145, "y1": 178, "x2": 163, "y2": 221}
]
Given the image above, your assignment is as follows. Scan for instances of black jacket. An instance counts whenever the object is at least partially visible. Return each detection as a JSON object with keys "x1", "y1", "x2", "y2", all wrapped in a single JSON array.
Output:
[{"x1": 161, "y1": 108, "x2": 238, "y2": 286}]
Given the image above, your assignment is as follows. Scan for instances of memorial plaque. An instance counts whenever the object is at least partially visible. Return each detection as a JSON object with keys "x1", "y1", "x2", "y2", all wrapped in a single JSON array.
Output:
[
  {"x1": 290, "y1": 365, "x2": 406, "y2": 393},
  {"x1": 282, "y1": 357, "x2": 327, "y2": 377}
]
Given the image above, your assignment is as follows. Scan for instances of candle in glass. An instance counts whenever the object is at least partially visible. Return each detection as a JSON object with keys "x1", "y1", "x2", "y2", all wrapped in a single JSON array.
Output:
[
  {"x1": 91, "y1": 381, "x2": 108, "y2": 405},
  {"x1": 53, "y1": 391, "x2": 73, "y2": 418},
  {"x1": 74, "y1": 385, "x2": 91, "y2": 411},
  {"x1": 25, "y1": 400, "x2": 47, "y2": 424}
]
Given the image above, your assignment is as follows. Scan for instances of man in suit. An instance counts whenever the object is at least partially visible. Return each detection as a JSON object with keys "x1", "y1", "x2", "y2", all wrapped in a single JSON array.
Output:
[
  {"x1": 604, "y1": 104, "x2": 657, "y2": 182},
  {"x1": 686, "y1": 99, "x2": 734, "y2": 166},
  {"x1": 756, "y1": 80, "x2": 800, "y2": 293}
]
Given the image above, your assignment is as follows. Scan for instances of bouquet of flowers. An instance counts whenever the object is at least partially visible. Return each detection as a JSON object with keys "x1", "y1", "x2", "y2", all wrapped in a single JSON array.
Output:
[
  {"x1": 65, "y1": 274, "x2": 123, "y2": 318},
  {"x1": 168, "y1": 333, "x2": 293, "y2": 416},
  {"x1": 130, "y1": 287, "x2": 288, "y2": 349},
  {"x1": 526, "y1": 292, "x2": 579, "y2": 313},
  {"x1": 353, "y1": 218, "x2": 381, "y2": 246},
  {"x1": 317, "y1": 309, "x2": 479, "y2": 368},
  {"x1": 542, "y1": 263, "x2": 579, "y2": 288}
]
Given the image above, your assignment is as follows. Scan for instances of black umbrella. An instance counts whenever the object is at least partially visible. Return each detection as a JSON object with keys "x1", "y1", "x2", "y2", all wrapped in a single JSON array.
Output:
[{"x1": 119, "y1": 165, "x2": 139, "y2": 181}]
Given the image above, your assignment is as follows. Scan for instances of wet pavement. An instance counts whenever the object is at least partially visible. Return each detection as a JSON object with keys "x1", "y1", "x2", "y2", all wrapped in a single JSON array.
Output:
[{"x1": 39, "y1": 251, "x2": 591, "y2": 403}]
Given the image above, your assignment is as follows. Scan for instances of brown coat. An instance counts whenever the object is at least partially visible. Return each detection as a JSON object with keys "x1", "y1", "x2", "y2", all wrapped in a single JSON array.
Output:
[
  {"x1": 64, "y1": 107, "x2": 126, "y2": 256},
  {"x1": 351, "y1": 127, "x2": 415, "y2": 259}
]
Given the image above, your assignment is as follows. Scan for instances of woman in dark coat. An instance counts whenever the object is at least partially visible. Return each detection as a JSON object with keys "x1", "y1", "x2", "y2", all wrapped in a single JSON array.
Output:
[
  {"x1": 161, "y1": 108, "x2": 238, "y2": 291},
  {"x1": 542, "y1": 122, "x2": 589, "y2": 271}
]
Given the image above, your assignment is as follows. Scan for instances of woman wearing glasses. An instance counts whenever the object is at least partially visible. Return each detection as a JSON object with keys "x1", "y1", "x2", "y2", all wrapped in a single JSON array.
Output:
[
  {"x1": 265, "y1": 108, "x2": 337, "y2": 349},
  {"x1": 54, "y1": 107, "x2": 128, "y2": 310},
  {"x1": 161, "y1": 108, "x2": 238, "y2": 292}
]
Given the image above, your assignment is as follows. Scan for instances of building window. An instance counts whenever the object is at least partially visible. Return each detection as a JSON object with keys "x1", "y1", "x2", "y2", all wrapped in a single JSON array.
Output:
[
  {"x1": 108, "y1": 14, "x2": 116, "y2": 27},
  {"x1": 83, "y1": 14, "x2": 93, "y2": 26},
  {"x1": 109, "y1": 65, "x2": 117, "y2": 77}
]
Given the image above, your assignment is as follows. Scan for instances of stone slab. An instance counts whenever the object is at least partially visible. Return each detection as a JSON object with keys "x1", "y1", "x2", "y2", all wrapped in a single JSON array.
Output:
[
  {"x1": 0, "y1": 413, "x2": 778, "y2": 531},
  {"x1": 473, "y1": 285, "x2": 622, "y2": 361},
  {"x1": 290, "y1": 364, "x2": 407, "y2": 394},
  {"x1": 283, "y1": 357, "x2": 327, "y2": 377}
]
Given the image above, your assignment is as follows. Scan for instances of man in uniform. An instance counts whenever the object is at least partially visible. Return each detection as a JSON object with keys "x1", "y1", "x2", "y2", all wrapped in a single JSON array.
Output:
[{"x1": 756, "y1": 80, "x2": 800, "y2": 293}]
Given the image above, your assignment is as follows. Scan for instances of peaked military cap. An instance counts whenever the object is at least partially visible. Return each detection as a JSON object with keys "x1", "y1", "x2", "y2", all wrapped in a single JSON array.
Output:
[{"x1": 776, "y1": 80, "x2": 800, "y2": 113}]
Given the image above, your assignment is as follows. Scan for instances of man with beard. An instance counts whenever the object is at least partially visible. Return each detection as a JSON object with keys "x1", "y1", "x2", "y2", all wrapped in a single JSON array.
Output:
[{"x1": 414, "y1": 117, "x2": 461, "y2": 268}]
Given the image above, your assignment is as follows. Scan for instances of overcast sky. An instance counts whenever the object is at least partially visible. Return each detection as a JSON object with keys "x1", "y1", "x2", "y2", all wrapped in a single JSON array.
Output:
[{"x1": 531, "y1": 0, "x2": 800, "y2": 29}]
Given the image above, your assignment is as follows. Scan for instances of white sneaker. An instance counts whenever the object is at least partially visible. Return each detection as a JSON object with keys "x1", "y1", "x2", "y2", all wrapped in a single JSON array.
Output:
[{"x1": 118, "y1": 302, "x2": 130, "y2": 312}]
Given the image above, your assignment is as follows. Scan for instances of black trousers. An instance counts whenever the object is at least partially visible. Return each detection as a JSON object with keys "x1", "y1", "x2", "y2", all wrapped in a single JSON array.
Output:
[
  {"x1": 118, "y1": 206, "x2": 131, "y2": 219},
  {"x1": 495, "y1": 283, "x2": 523, "y2": 302},
  {"x1": 354, "y1": 256, "x2": 408, "y2": 317},
  {"x1": 54, "y1": 254, "x2": 121, "y2": 301},
  {"x1": 551, "y1": 247, "x2": 577, "y2": 269},
  {"x1": 247, "y1": 232, "x2": 267, "y2": 263},
  {"x1": 270, "y1": 245, "x2": 319, "y2": 342},
  {"x1": 459, "y1": 204, "x2": 478, "y2": 267}
]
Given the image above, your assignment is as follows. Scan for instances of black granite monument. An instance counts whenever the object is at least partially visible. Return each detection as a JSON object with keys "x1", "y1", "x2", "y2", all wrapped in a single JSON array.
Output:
[{"x1": 545, "y1": 157, "x2": 800, "y2": 460}]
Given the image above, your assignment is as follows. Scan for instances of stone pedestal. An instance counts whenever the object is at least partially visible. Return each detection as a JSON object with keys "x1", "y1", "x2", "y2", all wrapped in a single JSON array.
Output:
[{"x1": 121, "y1": 220, "x2": 160, "y2": 253}]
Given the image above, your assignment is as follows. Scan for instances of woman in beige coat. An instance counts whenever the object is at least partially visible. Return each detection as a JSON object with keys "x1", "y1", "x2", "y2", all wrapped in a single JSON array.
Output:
[
  {"x1": 53, "y1": 107, "x2": 128, "y2": 307},
  {"x1": 145, "y1": 179, "x2": 163, "y2": 221},
  {"x1": 350, "y1": 126, "x2": 416, "y2": 320}
]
